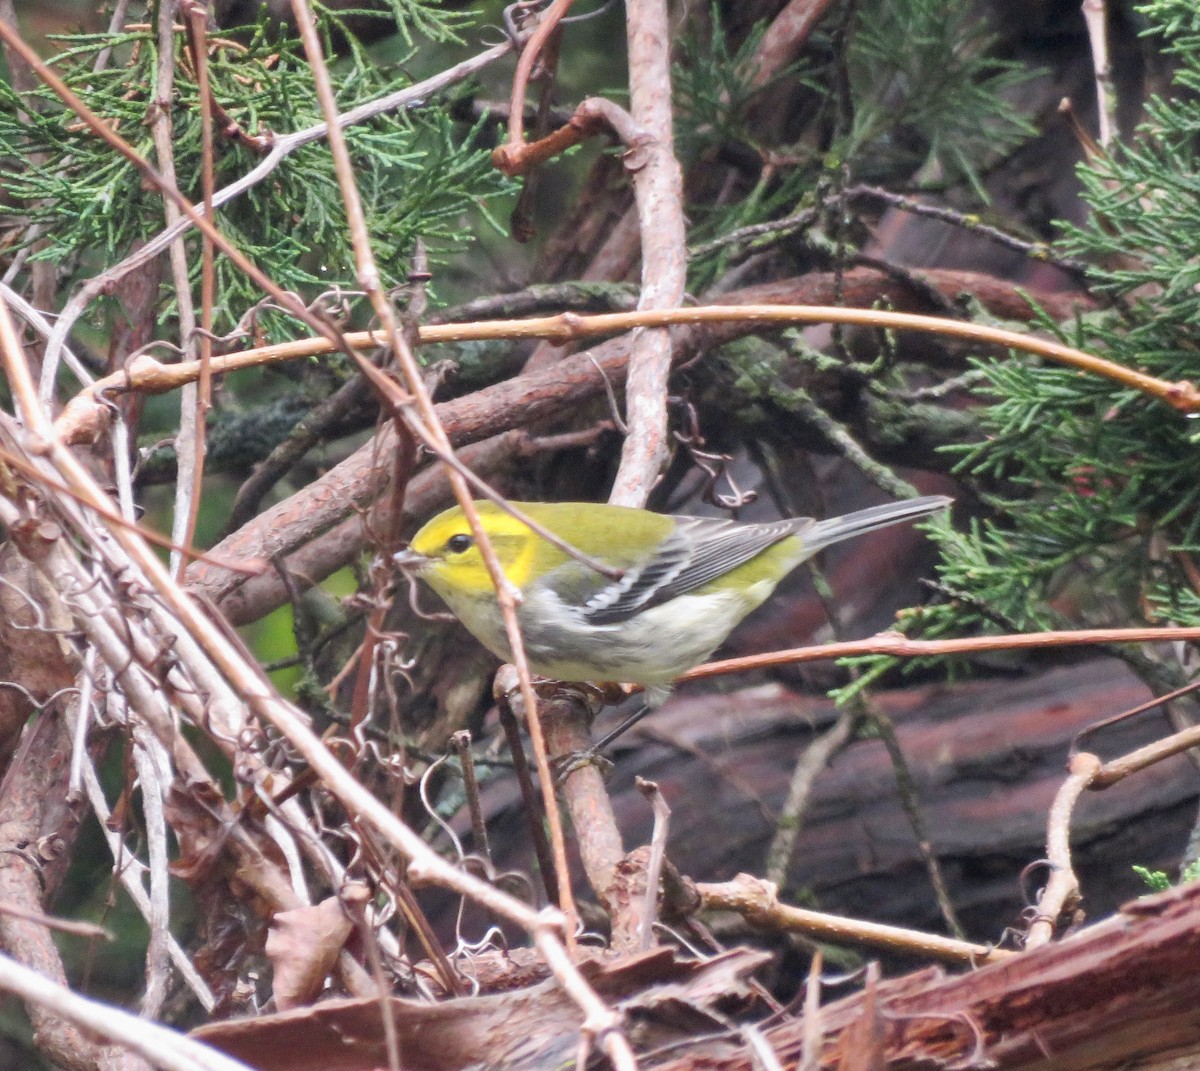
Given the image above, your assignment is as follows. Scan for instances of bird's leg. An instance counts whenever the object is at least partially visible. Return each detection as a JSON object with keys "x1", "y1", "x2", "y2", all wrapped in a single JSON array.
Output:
[
  {"x1": 552, "y1": 700, "x2": 656, "y2": 781},
  {"x1": 531, "y1": 678, "x2": 613, "y2": 717},
  {"x1": 589, "y1": 702, "x2": 653, "y2": 753}
]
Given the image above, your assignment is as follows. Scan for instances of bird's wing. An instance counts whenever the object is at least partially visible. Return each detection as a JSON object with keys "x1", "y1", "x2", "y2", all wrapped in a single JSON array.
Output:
[{"x1": 579, "y1": 515, "x2": 808, "y2": 625}]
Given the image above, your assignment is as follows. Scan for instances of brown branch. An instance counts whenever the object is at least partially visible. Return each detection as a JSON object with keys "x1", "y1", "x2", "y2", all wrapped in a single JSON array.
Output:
[
  {"x1": 750, "y1": 0, "x2": 837, "y2": 87},
  {"x1": 58, "y1": 294, "x2": 1181, "y2": 451},
  {"x1": 1089, "y1": 718, "x2": 1200, "y2": 789},
  {"x1": 497, "y1": 673, "x2": 637, "y2": 947},
  {"x1": 0, "y1": 707, "x2": 112, "y2": 1071},
  {"x1": 148, "y1": 0, "x2": 201, "y2": 581},
  {"x1": 682, "y1": 626, "x2": 1200, "y2": 683},
  {"x1": 608, "y1": 0, "x2": 687, "y2": 507},
  {"x1": 635, "y1": 777, "x2": 670, "y2": 951},
  {"x1": 56, "y1": 269, "x2": 1106, "y2": 445},
  {"x1": 697, "y1": 873, "x2": 1011, "y2": 967},
  {"x1": 493, "y1": 93, "x2": 613, "y2": 179},
  {"x1": 1024, "y1": 752, "x2": 1101, "y2": 950},
  {"x1": 501, "y1": 0, "x2": 576, "y2": 151},
  {"x1": 179, "y1": 0, "x2": 218, "y2": 575}
]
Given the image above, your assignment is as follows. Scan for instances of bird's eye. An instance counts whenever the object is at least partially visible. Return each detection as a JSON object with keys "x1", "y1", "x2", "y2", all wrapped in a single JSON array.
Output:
[{"x1": 446, "y1": 533, "x2": 474, "y2": 554}]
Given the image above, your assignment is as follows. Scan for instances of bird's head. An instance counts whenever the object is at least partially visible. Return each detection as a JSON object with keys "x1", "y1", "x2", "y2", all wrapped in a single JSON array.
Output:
[{"x1": 394, "y1": 502, "x2": 543, "y2": 599}]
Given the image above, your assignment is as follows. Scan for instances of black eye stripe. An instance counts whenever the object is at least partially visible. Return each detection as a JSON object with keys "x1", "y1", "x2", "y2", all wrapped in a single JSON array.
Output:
[{"x1": 446, "y1": 534, "x2": 474, "y2": 553}]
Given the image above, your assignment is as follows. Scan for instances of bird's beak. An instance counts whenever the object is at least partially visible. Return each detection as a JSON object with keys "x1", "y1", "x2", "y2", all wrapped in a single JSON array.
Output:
[{"x1": 392, "y1": 547, "x2": 429, "y2": 571}]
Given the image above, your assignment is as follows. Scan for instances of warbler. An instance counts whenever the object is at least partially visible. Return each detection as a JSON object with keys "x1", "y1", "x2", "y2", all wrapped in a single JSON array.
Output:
[{"x1": 393, "y1": 496, "x2": 950, "y2": 712}]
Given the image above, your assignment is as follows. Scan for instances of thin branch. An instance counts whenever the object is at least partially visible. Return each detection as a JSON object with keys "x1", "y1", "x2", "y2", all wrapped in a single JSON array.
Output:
[
  {"x1": 1088, "y1": 718, "x2": 1200, "y2": 789},
  {"x1": 688, "y1": 207, "x2": 820, "y2": 261},
  {"x1": 698, "y1": 874, "x2": 1011, "y2": 967},
  {"x1": 502, "y1": 0, "x2": 576, "y2": 150},
  {"x1": 450, "y1": 731, "x2": 491, "y2": 865},
  {"x1": 0, "y1": 283, "x2": 92, "y2": 388},
  {"x1": 145, "y1": 0, "x2": 201, "y2": 580},
  {"x1": 178, "y1": 0, "x2": 218, "y2": 573},
  {"x1": 57, "y1": 301, "x2": 1199, "y2": 448},
  {"x1": 0, "y1": 950, "x2": 254, "y2": 1071},
  {"x1": 130, "y1": 730, "x2": 173, "y2": 1018},
  {"x1": 764, "y1": 705, "x2": 857, "y2": 887},
  {"x1": 1024, "y1": 752, "x2": 1101, "y2": 950},
  {"x1": 1081, "y1": 0, "x2": 1116, "y2": 149},
  {"x1": 682, "y1": 626, "x2": 1200, "y2": 683},
  {"x1": 846, "y1": 185, "x2": 1093, "y2": 279},
  {"x1": 607, "y1": 0, "x2": 687, "y2": 507},
  {"x1": 635, "y1": 777, "x2": 670, "y2": 952}
]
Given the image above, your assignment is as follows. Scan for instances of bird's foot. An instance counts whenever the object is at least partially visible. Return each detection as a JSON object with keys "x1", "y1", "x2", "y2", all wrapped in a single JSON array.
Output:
[
  {"x1": 551, "y1": 747, "x2": 615, "y2": 783},
  {"x1": 529, "y1": 679, "x2": 625, "y2": 716}
]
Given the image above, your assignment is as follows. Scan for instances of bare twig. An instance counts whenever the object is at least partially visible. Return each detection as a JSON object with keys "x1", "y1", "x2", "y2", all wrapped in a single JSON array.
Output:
[
  {"x1": 178, "y1": 0, "x2": 218, "y2": 573},
  {"x1": 698, "y1": 874, "x2": 1011, "y2": 966},
  {"x1": 1081, "y1": 0, "x2": 1116, "y2": 149},
  {"x1": 496, "y1": 692, "x2": 560, "y2": 906},
  {"x1": 57, "y1": 300, "x2": 1200, "y2": 448},
  {"x1": 846, "y1": 185, "x2": 1093, "y2": 278},
  {"x1": 1024, "y1": 752, "x2": 1101, "y2": 950},
  {"x1": 683, "y1": 626, "x2": 1200, "y2": 683},
  {"x1": 0, "y1": 903, "x2": 109, "y2": 942},
  {"x1": 608, "y1": 0, "x2": 686, "y2": 507},
  {"x1": 797, "y1": 949, "x2": 823, "y2": 1071},
  {"x1": 0, "y1": 950, "x2": 254, "y2": 1071},
  {"x1": 688, "y1": 207, "x2": 820, "y2": 261},
  {"x1": 1088, "y1": 719, "x2": 1200, "y2": 789},
  {"x1": 451, "y1": 730, "x2": 491, "y2": 865},
  {"x1": 635, "y1": 777, "x2": 670, "y2": 951},
  {"x1": 0, "y1": 283, "x2": 91, "y2": 388},
  {"x1": 764, "y1": 705, "x2": 857, "y2": 887},
  {"x1": 144, "y1": 0, "x2": 201, "y2": 580},
  {"x1": 502, "y1": 0, "x2": 576, "y2": 150},
  {"x1": 130, "y1": 729, "x2": 173, "y2": 1018}
]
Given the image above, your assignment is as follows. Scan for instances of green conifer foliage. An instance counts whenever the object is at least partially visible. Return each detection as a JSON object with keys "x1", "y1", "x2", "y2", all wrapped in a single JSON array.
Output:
[
  {"x1": 0, "y1": 7, "x2": 508, "y2": 341},
  {"x1": 839, "y1": 0, "x2": 1200, "y2": 700}
]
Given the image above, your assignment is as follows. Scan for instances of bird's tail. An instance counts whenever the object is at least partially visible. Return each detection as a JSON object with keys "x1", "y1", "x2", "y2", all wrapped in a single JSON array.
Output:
[{"x1": 801, "y1": 495, "x2": 951, "y2": 552}]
